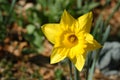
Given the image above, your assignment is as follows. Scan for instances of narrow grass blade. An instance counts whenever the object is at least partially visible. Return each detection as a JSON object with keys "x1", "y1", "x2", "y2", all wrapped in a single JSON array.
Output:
[{"x1": 102, "y1": 25, "x2": 111, "y2": 44}]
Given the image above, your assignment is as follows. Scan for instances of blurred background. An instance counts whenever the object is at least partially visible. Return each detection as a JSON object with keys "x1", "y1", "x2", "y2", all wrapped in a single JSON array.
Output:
[{"x1": 0, "y1": 0, "x2": 120, "y2": 80}]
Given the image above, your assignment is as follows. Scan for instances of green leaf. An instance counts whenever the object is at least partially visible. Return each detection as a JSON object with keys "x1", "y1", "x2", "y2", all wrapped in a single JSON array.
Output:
[
  {"x1": 77, "y1": 0, "x2": 82, "y2": 9},
  {"x1": 55, "y1": 69, "x2": 63, "y2": 80},
  {"x1": 92, "y1": 15, "x2": 102, "y2": 36},
  {"x1": 102, "y1": 25, "x2": 111, "y2": 44},
  {"x1": 87, "y1": 51, "x2": 97, "y2": 80},
  {"x1": 88, "y1": 2, "x2": 100, "y2": 10},
  {"x1": 26, "y1": 24, "x2": 36, "y2": 34}
]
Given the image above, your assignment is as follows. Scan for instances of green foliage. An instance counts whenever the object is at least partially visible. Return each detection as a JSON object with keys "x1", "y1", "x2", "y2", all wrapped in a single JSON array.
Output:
[
  {"x1": 25, "y1": 24, "x2": 44, "y2": 52},
  {"x1": 0, "y1": 0, "x2": 16, "y2": 42},
  {"x1": 55, "y1": 69, "x2": 63, "y2": 80}
]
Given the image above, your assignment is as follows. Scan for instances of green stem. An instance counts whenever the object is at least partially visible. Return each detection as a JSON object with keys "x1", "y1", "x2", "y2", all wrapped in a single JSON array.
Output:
[
  {"x1": 68, "y1": 59, "x2": 73, "y2": 80},
  {"x1": 85, "y1": 52, "x2": 92, "y2": 80},
  {"x1": 87, "y1": 49, "x2": 101, "y2": 80},
  {"x1": 74, "y1": 66, "x2": 80, "y2": 80}
]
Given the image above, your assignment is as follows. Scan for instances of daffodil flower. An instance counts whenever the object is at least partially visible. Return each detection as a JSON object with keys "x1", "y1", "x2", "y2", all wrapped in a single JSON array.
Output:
[{"x1": 41, "y1": 10, "x2": 101, "y2": 71}]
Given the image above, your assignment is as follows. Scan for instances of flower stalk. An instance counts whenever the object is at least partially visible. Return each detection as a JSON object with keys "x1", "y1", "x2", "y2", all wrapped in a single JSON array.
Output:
[
  {"x1": 68, "y1": 59, "x2": 73, "y2": 80},
  {"x1": 74, "y1": 66, "x2": 80, "y2": 80}
]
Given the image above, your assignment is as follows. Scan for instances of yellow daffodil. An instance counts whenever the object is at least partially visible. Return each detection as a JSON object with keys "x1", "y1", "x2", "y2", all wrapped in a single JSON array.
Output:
[{"x1": 41, "y1": 10, "x2": 101, "y2": 71}]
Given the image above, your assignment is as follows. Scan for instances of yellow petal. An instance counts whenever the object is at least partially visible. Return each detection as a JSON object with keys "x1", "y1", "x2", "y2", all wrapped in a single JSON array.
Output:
[
  {"x1": 41, "y1": 24, "x2": 61, "y2": 44},
  {"x1": 77, "y1": 12, "x2": 93, "y2": 33},
  {"x1": 69, "y1": 54, "x2": 85, "y2": 71},
  {"x1": 60, "y1": 10, "x2": 76, "y2": 31},
  {"x1": 85, "y1": 33, "x2": 94, "y2": 44},
  {"x1": 75, "y1": 55, "x2": 85, "y2": 71},
  {"x1": 68, "y1": 44, "x2": 86, "y2": 71},
  {"x1": 87, "y1": 40, "x2": 102, "y2": 51},
  {"x1": 85, "y1": 33, "x2": 102, "y2": 50},
  {"x1": 50, "y1": 47, "x2": 69, "y2": 64}
]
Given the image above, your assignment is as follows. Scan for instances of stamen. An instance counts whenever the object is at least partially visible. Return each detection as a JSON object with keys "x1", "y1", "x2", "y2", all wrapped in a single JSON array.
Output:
[{"x1": 68, "y1": 35, "x2": 77, "y2": 43}]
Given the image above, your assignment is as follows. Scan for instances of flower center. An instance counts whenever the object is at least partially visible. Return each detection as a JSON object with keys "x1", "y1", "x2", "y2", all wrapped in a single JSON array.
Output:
[
  {"x1": 63, "y1": 33, "x2": 78, "y2": 47},
  {"x1": 68, "y1": 35, "x2": 77, "y2": 43}
]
